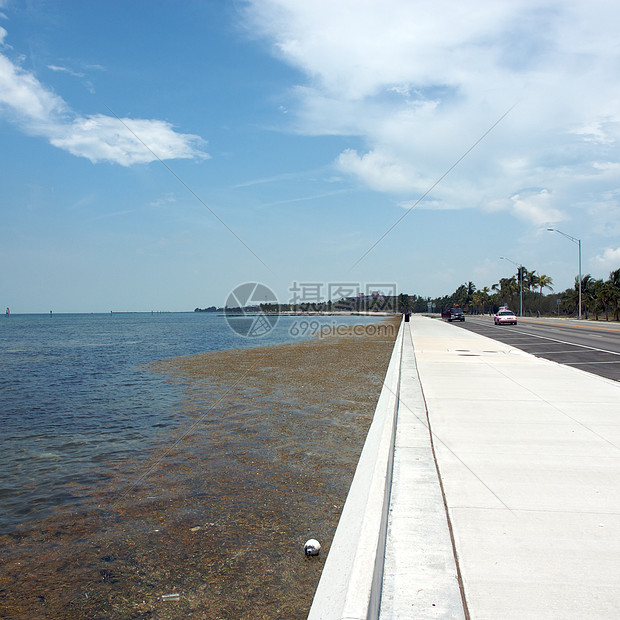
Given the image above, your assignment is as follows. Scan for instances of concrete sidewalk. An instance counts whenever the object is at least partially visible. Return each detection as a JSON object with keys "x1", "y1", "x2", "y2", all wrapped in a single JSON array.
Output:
[{"x1": 398, "y1": 315, "x2": 620, "y2": 619}]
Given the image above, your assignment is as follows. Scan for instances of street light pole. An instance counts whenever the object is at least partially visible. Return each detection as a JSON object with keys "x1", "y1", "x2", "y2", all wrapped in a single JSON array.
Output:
[
  {"x1": 547, "y1": 228, "x2": 582, "y2": 320},
  {"x1": 500, "y1": 256, "x2": 523, "y2": 317}
]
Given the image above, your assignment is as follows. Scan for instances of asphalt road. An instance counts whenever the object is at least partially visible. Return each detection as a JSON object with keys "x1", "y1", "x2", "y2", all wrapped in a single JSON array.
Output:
[{"x1": 451, "y1": 316, "x2": 620, "y2": 382}]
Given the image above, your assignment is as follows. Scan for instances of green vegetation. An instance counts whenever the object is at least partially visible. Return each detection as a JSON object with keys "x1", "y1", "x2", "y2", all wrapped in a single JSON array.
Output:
[{"x1": 435, "y1": 267, "x2": 620, "y2": 320}]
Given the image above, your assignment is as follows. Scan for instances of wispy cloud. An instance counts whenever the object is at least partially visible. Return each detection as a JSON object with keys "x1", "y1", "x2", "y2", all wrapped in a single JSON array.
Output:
[
  {"x1": 93, "y1": 208, "x2": 140, "y2": 220},
  {"x1": 0, "y1": 34, "x2": 208, "y2": 166},
  {"x1": 259, "y1": 187, "x2": 351, "y2": 208},
  {"x1": 233, "y1": 166, "x2": 331, "y2": 188},
  {"x1": 149, "y1": 193, "x2": 178, "y2": 208},
  {"x1": 47, "y1": 62, "x2": 105, "y2": 94},
  {"x1": 233, "y1": 170, "x2": 307, "y2": 188},
  {"x1": 47, "y1": 64, "x2": 85, "y2": 78}
]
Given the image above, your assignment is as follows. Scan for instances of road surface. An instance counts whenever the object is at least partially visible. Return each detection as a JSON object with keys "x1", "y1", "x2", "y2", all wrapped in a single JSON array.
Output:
[{"x1": 454, "y1": 316, "x2": 620, "y2": 382}]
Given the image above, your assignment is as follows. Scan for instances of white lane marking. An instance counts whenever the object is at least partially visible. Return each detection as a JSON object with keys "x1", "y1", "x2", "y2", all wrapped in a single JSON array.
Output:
[{"x1": 467, "y1": 319, "x2": 620, "y2": 357}]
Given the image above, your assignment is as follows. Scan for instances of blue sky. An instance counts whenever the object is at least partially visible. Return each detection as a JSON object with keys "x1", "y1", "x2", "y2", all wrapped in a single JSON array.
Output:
[{"x1": 1, "y1": 0, "x2": 620, "y2": 312}]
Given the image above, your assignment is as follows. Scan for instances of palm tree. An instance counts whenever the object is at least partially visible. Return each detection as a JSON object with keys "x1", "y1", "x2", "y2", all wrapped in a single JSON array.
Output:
[
  {"x1": 594, "y1": 279, "x2": 613, "y2": 321},
  {"x1": 608, "y1": 268, "x2": 620, "y2": 321},
  {"x1": 494, "y1": 276, "x2": 518, "y2": 310},
  {"x1": 561, "y1": 287, "x2": 578, "y2": 316},
  {"x1": 538, "y1": 274, "x2": 553, "y2": 295},
  {"x1": 527, "y1": 270, "x2": 540, "y2": 291},
  {"x1": 453, "y1": 284, "x2": 469, "y2": 308},
  {"x1": 471, "y1": 291, "x2": 484, "y2": 314},
  {"x1": 537, "y1": 274, "x2": 553, "y2": 315},
  {"x1": 491, "y1": 282, "x2": 502, "y2": 313},
  {"x1": 578, "y1": 274, "x2": 597, "y2": 319},
  {"x1": 480, "y1": 286, "x2": 491, "y2": 314}
]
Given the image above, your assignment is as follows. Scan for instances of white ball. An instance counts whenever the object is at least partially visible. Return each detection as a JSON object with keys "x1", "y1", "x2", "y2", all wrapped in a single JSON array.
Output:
[{"x1": 304, "y1": 539, "x2": 321, "y2": 556}]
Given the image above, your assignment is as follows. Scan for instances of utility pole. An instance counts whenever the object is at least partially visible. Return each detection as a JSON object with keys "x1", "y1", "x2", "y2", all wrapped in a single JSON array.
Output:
[{"x1": 500, "y1": 256, "x2": 523, "y2": 316}]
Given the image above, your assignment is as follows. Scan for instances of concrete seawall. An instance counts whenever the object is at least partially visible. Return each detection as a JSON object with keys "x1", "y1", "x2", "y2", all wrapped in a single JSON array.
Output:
[
  {"x1": 308, "y1": 319, "x2": 404, "y2": 619},
  {"x1": 308, "y1": 319, "x2": 464, "y2": 619}
]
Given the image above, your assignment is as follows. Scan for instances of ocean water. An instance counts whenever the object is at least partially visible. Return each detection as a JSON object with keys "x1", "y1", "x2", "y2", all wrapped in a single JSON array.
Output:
[{"x1": 0, "y1": 311, "x2": 385, "y2": 534}]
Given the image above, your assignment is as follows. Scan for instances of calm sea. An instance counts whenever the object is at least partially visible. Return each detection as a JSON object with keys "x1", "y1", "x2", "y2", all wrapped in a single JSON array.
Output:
[{"x1": 0, "y1": 312, "x2": 384, "y2": 534}]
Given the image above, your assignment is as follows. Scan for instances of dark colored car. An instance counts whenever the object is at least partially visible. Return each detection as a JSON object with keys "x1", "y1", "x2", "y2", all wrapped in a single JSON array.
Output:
[{"x1": 448, "y1": 308, "x2": 465, "y2": 322}]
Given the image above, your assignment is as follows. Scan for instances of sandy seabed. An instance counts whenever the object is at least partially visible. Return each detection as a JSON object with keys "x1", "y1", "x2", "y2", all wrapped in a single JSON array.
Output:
[{"x1": 0, "y1": 319, "x2": 398, "y2": 619}]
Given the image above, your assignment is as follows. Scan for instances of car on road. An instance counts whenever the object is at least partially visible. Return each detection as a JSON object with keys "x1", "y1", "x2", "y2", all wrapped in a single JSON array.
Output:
[
  {"x1": 494, "y1": 308, "x2": 517, "y2": 325},
  {"x1": 449, "y1": 307, "x2": 465, "y2": 322}
]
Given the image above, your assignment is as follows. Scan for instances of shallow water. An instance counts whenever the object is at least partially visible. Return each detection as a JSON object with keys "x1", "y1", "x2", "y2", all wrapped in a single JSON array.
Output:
[
  {"x1": 0, "y1": 313, "x2": 398, "y2": 618},
  {"x1": 0, "y1": 312, "x2": 390, "y2": 532}
]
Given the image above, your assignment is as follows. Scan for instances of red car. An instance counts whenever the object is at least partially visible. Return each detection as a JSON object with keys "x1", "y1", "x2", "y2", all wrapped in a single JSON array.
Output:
[{"x1": 494, "y1": 309, "x2": 517, "y2": 325}]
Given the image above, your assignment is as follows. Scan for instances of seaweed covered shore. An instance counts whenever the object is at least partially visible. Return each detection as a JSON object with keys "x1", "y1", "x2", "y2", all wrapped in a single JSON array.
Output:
[{"x1": 0, "y1": 319, "x2": 398, "y2": 619}]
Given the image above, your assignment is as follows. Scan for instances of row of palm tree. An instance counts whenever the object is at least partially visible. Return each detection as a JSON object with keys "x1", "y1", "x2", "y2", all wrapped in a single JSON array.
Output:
[
  {"x1": 436, "y1": 267, "x2": 620, "y2": 320},
  {"x1": 561, "y1": 269, "x2": 620, "y2": 320}
]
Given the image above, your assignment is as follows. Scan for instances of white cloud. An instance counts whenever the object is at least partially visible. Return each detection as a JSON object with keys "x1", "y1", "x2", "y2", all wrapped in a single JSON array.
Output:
[
  {"x1": 0, "y1": 44, "x2": 207, "y2": 166},
  {"x1": 246, "y1": 0, "x2": 513, "y2": 101},
  {"x1": 509, "y1": 189, "x2": 564, "y2": 226},
  {"x1": 50, "y1": 115, "x2": 207, "y2": 166},
  {"x1": 245, "y1": 0, "x2": 620, "y2": 225},
  {"x1": 593, "y1": 247, "x2": 620, "y2": 271},
  {"x1": 570, "y1": 120, "x2": 617, "y2": 146},
  {"x1": 337, "y1": 148, "x2": 418, "y2": 193},
  {"x1": 0, "y1": 54, "x2": 67, "y2": 123}
]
